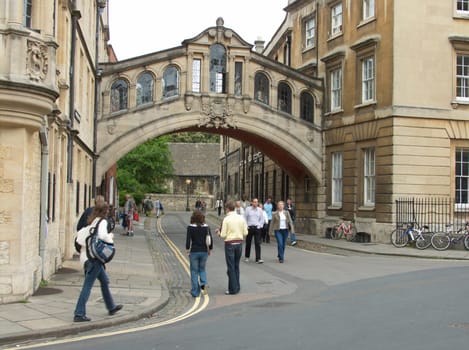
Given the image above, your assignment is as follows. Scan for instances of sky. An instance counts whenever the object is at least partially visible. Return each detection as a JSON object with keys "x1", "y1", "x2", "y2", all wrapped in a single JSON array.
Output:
[{"x1": 108, "y1": 0, "x2": 288, "y2": 61}]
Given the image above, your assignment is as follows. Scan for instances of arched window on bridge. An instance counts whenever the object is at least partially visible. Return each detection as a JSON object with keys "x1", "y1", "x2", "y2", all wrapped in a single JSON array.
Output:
[
  {"x1": 300, "y1": 91, "x2": 315, "y2": 123},
  {"x1": 136, "y1": 72, "x2": 154, "y2": 106},
  {"x1": 162, "y1": 66, "x2": 179, "y2": 98},
  {"x1": 210, "y1": 44, "x2": 226, "y2": 93},
  {"x1": 110, "y1": 79, "x2": 128, "y2": 113},
  {"x1": 254, "y1": 72, "x2": 269, "y2": 104},
  {"x1": 278, "y1": 82, "x2": 292, "y2": 114}
]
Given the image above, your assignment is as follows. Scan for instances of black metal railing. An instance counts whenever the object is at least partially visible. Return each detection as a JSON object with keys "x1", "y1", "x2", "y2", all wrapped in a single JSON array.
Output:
[{"x1": 395, "y1": 197, "x2": 469, "y2": 233}]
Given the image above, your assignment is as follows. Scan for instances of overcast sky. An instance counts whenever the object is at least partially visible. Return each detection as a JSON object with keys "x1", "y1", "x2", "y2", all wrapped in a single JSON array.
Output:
[{"x1": 108, "y1": 0, "x2": 288, "y2": 61}]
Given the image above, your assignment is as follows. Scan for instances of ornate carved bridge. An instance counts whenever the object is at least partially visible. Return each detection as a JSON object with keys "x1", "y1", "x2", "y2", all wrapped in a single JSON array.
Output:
[{"x1": 97, "y1": 18, "x2": 323, "y2": 182}]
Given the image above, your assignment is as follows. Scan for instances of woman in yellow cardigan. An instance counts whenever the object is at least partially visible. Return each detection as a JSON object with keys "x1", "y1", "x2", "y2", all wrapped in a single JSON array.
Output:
[{"x1": 269, "y1": 201, "x2": 295, "y2": 263}]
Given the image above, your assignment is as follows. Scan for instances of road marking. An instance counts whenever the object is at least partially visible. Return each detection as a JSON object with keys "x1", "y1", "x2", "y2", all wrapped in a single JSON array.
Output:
[{"x1": 6, "y1": 217, "x2": 209, "y2": 350}]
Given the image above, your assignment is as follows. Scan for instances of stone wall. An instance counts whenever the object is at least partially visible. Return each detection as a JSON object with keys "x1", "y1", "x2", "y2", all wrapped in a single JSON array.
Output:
[{"x1": 147, "y1": 193, "x2": 215, "y2": 212}]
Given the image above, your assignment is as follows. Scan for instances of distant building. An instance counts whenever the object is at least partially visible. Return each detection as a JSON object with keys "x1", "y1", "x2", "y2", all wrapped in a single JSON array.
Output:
[{"x1": 168, "y1": 143, "x2": 220, "y2": 196}]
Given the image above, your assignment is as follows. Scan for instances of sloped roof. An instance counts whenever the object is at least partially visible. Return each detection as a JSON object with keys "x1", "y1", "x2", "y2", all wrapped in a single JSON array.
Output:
[{"x1": 169, "y1": 143, "x2": 220, "y2": 176}]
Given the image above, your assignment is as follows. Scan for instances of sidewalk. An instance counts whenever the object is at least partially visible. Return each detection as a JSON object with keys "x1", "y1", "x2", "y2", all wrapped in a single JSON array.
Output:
[
  {"x1": 0, "y1": 218, "x2": 169, "y2": 346},
  {"x1": 205, "y1": 212, "x2": 469, "y2": 260}
]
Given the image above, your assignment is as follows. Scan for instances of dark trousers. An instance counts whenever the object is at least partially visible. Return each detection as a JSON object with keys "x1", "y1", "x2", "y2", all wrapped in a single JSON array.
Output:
[
  {"x1": 261, "y1": 222, "x2": 271, "y2": 243},
  {"x1": 217, "y1": 207, "x2": 222, "y2": 216},
  {"x1": 225, "y1": 243, "x2": 242, "y2": 294},
  {"x1": 245, "y1": 226, "x2": 262, "y2": 261}
]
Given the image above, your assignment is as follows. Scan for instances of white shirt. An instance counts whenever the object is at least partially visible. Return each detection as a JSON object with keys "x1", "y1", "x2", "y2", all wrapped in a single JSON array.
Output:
[{"x1": 279, "y1": 211, "x2": 287, "y2": 229}]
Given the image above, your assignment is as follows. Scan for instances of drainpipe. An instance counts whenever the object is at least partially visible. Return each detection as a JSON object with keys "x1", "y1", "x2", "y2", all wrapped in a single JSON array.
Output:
[
  {"x1": 92, "y1": 0, "x2": 106, "y2": 197},
  {"x1": 39, "y1": 123, "x2": 49, "y2": 280},
  {"x1": 67, "y1": 2, "x2": 80, "y2": 183}
]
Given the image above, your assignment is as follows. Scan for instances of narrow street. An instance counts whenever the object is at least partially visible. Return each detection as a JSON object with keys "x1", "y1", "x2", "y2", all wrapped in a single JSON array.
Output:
[{"x1": 28, "y1": 212, "x2": 469, "y2": 350}]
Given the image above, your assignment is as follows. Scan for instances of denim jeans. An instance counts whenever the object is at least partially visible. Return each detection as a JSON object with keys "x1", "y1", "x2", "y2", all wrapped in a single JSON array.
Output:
[
  {"x1": 289, "y1": 231, "x2": 297, "y2": 243},
  {"x1": 275, "y1": 229, "x2": 289, "y2": 261},
  {"x1": 74, "y1": 259, "x2": 116, "y2": 317},
  {"x1": 225, "y1": 243, "x2": 242, "y2": 294},
  {"x1": 189, "y1": 252, "x2": 208, "y2": 297}
]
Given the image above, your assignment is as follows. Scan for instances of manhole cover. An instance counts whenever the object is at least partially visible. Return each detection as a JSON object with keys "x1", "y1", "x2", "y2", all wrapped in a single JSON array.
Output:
[{"x1": 33, "y1": 287, "x2": 63, "y2": 296}]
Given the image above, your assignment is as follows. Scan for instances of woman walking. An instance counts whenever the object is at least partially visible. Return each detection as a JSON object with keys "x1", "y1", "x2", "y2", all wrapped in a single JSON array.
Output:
[
  {"x1": 74, "y1": 202, "x2": 123, "y2": 322},
  {"x1": 269, "y1": 201, "x2": 295, "y2": 263},
  {"x1": 186, "y1": 211, "x2": 213, "y2": 297}
]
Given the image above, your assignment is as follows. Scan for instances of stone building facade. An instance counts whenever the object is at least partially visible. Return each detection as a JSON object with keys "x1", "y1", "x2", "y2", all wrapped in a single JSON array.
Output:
[
  {"x1": 0, "y1": 0, "x2": 111, "y2": 303},
  {"x1": 222, "y1": 0, "x2": 469, "y2": 240}
]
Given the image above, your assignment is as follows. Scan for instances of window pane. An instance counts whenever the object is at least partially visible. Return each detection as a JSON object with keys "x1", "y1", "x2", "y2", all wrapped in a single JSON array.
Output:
[
  {"x1": 300, "y1": 92, "x2": 314, "y2": 122},
  {"x1": 136, "y1": 73, "x2": 154, "y2": 105},
  {"x1": 305, "y1": 18, "x2": 315, "y2": 47},
  {"x1": 455, "y1": 148, "x2": 469, "y2": 204},
  {"x1": 110, "y1": 79, "x2": 128, "y2": 112},
  {"x1": 163, "y1": 67, "x2": 179, "y2": 98},
  {"x1": 235, "y1": 62, "x2": 243, "y2": 96},
  {"x1": 331, "y1": 3, "x2": 343, "y2": 35},
  {"x1": 192, "y1": 59, "x2": 201, "y2": 93},
  {"x1": 278, "y1": 82, "x2": 292, "y2": 114},
  {"x1": 210, "y1": 44, "x2": 226, "y2": 93},
  {"x1": 254, "y1": 73, "x2": 269, "y2": 104}
]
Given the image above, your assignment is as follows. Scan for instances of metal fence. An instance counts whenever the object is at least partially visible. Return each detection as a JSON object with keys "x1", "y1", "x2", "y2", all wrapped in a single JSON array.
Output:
[{"x1": 395, "y1": 197, "x2": 469, "y2": 233}]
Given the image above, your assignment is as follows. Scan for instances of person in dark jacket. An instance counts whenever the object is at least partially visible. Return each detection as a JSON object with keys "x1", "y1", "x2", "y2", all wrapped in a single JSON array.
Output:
[
  {"x1": 186, "y1": 211, "x2": 213, "y2": 297},
  {"x1": 76, "y1": 195, "x2": 105, "y2": 231}
]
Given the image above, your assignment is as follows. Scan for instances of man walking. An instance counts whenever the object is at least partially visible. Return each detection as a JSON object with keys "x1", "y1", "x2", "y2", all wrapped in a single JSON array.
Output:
[
  {"x1": 216, "y1": 198, "x2": 223, "y2": 216},
  {"x1": 244, "y1": 198, "x2": 265, "y2": 263},
  {"x1": 218, "y1": 201, "x2": 248, "y2": 295},
  {"x1": 263, "y1": 196, "x2": 275, "y2": 243}
]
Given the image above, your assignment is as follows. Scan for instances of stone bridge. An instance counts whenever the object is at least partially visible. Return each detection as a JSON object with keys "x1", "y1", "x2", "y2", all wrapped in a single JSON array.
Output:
[{"x1": 97, "y1": 18, "x2": 324, "y2": 183}]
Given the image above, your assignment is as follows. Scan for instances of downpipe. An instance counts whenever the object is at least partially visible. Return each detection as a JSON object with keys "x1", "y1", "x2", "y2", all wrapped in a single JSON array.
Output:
[{"x1": 39, "y1": 124, "x2": 49, "y2": 281}]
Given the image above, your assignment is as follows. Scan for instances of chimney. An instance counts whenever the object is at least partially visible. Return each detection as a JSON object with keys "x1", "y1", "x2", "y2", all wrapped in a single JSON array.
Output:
[{"x1": 254, "y1": 37, "x2": 265, "y2": 53}]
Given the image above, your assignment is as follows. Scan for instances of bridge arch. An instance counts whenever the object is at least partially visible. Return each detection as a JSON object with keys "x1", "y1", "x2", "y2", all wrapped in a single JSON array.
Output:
[{"x1": 97, "y1": 19, "x2": 324, "y2": 186}]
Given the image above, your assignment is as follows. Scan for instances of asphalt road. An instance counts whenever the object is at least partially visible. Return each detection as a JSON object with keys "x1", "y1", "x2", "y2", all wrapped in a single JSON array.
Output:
[{"x1": 27, "y1": 212, "x2": 469, "y2": 350}]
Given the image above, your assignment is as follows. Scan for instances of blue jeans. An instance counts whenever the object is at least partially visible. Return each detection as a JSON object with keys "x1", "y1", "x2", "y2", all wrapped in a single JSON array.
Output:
[
  {"x1": 275, "y1": 229, "x2": 289, "y2": 261},
  {"x1": 189, "y1": 252, "x2": 208, "y2": 297},
  {"x1": 74, "y1": 259, "x2": 116, "y2": 317},
  {"x1": 289, "y1": 231, "x2": 297, "y2": 243},
  {"x1": 225, "y1": 243, "x2": 242, "y2": 294}
]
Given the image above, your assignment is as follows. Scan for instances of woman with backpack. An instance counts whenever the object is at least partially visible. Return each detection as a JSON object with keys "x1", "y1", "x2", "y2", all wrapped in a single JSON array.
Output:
[{"x1": 73, "y1": 201, "x2": 123, "y2": 322}]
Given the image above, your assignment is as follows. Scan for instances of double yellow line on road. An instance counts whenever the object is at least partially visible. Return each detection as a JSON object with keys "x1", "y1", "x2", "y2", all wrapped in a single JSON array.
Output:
[{"x1": 8, "y1": 218, "x2": 209, "y2": 350}]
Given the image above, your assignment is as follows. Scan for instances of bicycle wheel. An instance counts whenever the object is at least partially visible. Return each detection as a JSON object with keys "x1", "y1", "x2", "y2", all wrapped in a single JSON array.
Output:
[
  {"x1": 391, "y1": 229, "x2": 408, "y2": 248},
  {"x1": 463, "y1": 235, "x2": 469, "y2": 250},
  {"x1": 431, "y1": 233, "x2": 451, "y2": 251},
  {"x1": 331, "y1": 225, "x2": 343, "y2": 240},
  {"x1": 415, "y1": 233, "x2": 432, "y2": 250}
]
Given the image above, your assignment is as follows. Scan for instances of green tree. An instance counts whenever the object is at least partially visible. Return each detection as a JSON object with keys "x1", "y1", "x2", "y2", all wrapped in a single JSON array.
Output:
[{"x1": 117, "y1": 137, "x2": 174, "y2": 205}]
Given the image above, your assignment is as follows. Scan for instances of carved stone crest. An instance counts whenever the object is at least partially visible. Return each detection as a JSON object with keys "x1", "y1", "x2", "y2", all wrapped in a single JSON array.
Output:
[
  {"x1": 27, "y1": 40, "x2": 49, "y2": 82},
  {"x1": 199, "y1": 97, "x2": 236, "y2": 129}
]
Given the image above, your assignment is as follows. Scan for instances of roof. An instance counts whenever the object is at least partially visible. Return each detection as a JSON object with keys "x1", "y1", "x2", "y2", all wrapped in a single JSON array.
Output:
[{"x1": 169, "y1": 143, "x2": 220, "y2": 176}]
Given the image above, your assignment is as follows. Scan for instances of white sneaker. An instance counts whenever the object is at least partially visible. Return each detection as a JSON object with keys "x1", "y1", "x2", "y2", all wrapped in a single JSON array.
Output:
[
  {"x1": 256, "y1": 259, "x2": 264, "y2": 264},
  {"x1": 244, "y1": 258, "x2": 249, "y2": 262},
  {"x1": 291, "y1": 241, "x2": 297, "y2": 246}
]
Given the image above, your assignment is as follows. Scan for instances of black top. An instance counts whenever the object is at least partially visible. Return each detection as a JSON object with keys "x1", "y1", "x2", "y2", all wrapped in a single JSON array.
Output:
[
  {"x1": 186, "y1": 224, "x2": 213, "y2": 252},
  {"x1": 77, "y1": 207, "x2": 94, "y2": 231}
]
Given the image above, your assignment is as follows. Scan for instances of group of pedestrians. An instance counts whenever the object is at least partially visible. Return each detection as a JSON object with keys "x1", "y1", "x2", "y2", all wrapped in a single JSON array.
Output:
[{"x1": 185, "y1": 196, "x2": 298, "y2": 297}]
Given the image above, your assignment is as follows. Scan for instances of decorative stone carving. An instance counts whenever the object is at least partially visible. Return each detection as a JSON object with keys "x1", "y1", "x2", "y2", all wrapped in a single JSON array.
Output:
[
  {"x1": 242, "y1": 97, "x2": 251, "y2": 114},
  {"x1": 199, "y1": 97, "x2": 236, "y2": 129},
  {"x1": 0, "y1": 241, "x2": 10, "y2": 264},
  {"x1": 26, "y1": 40, "x2": 49, "y2": 82},
  {"x1": 184, "y1": 93, "x2": 194, "y2": 111},
  {"x1": 107, "y1": 120, "x2": 117, "y2": 135}
]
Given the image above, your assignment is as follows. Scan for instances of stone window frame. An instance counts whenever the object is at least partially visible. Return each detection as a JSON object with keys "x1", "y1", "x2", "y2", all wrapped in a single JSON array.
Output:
[
  {"x1": 351, "y1": 37, "x2": 379, "y2": 108},
  {"x1": 234, "y1": 61, "x2": 243, "y2": 96},
  {"x1": 254, "y1": 71, "x2": 270, "y2": 105},
  {"x1": 162, "y1": 65, "x2": 180, "y2": 99},
  {"x1": 23, "y1": 0, "x2": 33, "y2": 28},
  {"x1": 449, "y1": 36, "x2": 469, "y2": 106},
  {"x1": 455, "y1": 0, "x2": 469, "y2": 18},
  {"x1": 191, "y1": 58, "x2": 202, "y2": 93},
  {"x1": 110, "y1": 78, "x2": 129, "y2": 113},
  {"x1": 277, "y1": 81, "x2": 293, "y2": 115},
  {"x1": 452, "y1": 141, "x2": 469, "y2": 209},
  {"x1": 303, "y1": 14, "x2": 316, "y2": 51},
  {"x1": 136, "y1": 71, "x2": 155, "y2": 106},
  {"x1": 362, "y1": 146, "x2": 376, "y2": 208},
  {"x1": 362, "y1": 0, "x2": 375, "y2": 22},
  {"x1": 300, "y1": 90, "x2": 315, "y2": 123},
  {"x1": 331, "y1": 151, "x2": 343, "y2": 208},
  {"x1": 209, "y1": 43, "x2": 227, "y2": 94},
  {"x1": 329, "y1": 1, "x2": 343, "y2": 38},
  {"x1": 321, "y1": 50, "x2": 345, "y2": 114}
]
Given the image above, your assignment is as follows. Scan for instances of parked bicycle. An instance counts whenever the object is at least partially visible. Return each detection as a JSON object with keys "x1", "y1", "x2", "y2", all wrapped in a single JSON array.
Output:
[
  {"x1": 330, "y1": 217, "x2": 356, "y2": 241},
  {"x1": 430, "y1": 222, "x2": 469, "y2": 251},
  {"x1": 390, "y1": 222, "x2": 433, "y2": 249}
]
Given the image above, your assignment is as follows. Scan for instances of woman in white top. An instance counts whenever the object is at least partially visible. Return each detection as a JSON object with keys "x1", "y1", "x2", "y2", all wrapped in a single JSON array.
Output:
[
  {"x1": 74, "y1": 202, "x2": 122, "y2": 322},
  {"x1": 268, "y1": 201, "x2": 295, "y2": 263}
]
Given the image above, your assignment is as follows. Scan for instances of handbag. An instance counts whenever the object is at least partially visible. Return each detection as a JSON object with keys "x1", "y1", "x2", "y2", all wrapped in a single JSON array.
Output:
[
  {"x1": 86, "y1": 218, "x2": 115, "y2": 264},
  {"x1": 205, "y1": 226, "x2": 212, "y2": 251}
]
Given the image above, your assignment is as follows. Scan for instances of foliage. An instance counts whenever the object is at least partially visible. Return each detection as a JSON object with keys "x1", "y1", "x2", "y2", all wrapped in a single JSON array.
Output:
[
  {"x1": 117, "y1": 137, "x2": 174, "y2": 205},
  {"x1": 168, "y1": 132, "x2": 219, "y2": 143}
]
